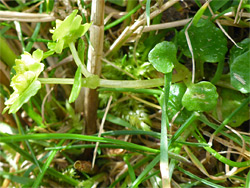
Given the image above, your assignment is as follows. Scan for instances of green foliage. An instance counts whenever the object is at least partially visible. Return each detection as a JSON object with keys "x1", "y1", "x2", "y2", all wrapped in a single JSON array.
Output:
[
  {"x1": 148, "y1": 41, "x2": 176, "y2": 74},
  {"x1": 230, "y1": 51, "x2": 250, "y2": 93},
  {"x1": 3, "y1": 50, "x2": 44, "y2": 113},
  {"x1": 48, "y1": 10, "x2": 91, "y2": 53},
  {"x1": 167, "y1": 83, "x2": 191, "y2": 125},
  {"x1": 69, "y1": 67, "x2": 82, "y2": 103},
  {"x1": 229, "y1": 38, "x2": 250, "y2": 93},
  {"x1": 182, "y1": 81, "x2": 218, "y2": 112},
  {"x1": 178, "y1": 18, "x2": 228, "y2": 63},
  {"x1": 112, "y1": 99, "x2": 152, "y2": 131},
  {"x1": 213, "y1": 88, "x2": 250, "y2": 127}
]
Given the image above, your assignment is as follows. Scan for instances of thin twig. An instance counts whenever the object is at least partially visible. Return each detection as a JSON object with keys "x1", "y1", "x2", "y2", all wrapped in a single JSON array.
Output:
[{"x1": 92, "y1": 96, "x2": 113, "y2": 169}]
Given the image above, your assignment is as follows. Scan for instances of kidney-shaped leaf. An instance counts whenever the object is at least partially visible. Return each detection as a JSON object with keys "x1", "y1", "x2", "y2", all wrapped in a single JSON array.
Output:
[
  {"x1": 230, "y1": 50, "x2": 250, "y2": 93},
  {"x1": 178, "y1": 18, "x2": 227, "y2": 63},
  {"x1": 182, "y1": 81, "x2": 218, "y2": 112},
  {"x1": 148, "y1": 41, "x2": 176, "y2": 74}
]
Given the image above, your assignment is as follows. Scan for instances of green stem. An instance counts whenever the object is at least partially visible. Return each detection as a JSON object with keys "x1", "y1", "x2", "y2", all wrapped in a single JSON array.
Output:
[
  {"x1": 160, "y1": 72, "x2": 172, "y2": 188},
  {"x1": 68, "y1": 42, "x2": 92, "y2": 77},
  {"x1": 99, "y1": 78, "x2": 163, "y2": 88},
  {"x1": 211, "y1": 60, "x2": 224, "y2": 84},
  {"x1": 98, "y1": 88, "x2": 163, "y2": 95},
  {"x1": 38, "y1": 78, "x2": 164, "y2": 89}
]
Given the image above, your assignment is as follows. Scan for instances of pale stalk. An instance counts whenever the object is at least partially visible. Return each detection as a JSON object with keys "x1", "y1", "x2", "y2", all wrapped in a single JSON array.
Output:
[{"x1": 84, "y1": 0, "x2": 105, "y2": 135}]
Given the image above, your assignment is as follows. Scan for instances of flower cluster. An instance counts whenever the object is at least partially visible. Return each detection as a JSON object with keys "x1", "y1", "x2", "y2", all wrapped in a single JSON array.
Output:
[{"x1": 48, "y1": 10, "x2": 91, "y2": 53}]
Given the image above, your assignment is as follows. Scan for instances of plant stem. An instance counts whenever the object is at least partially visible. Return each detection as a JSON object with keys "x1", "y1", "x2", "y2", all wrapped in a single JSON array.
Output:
[
  {"x1": 160, "y1": 72, "x2": 172, "y2": 188},
  {"x1": 211, "y1": 59, "x2": 224, "y2": 84},
  {"x1": 99, "y1": 78, "x2": 164, "y2": 88},
  {"x1": 68, "y1": 42, "x2": 92, "y2": 77},
  {"x1": 38, "y1": 78, "x2": 164, "y2": 89}
]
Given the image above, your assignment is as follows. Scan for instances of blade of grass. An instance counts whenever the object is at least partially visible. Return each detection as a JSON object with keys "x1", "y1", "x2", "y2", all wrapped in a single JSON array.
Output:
[
  {"x1": 168, "y1": 112, "x2": 199, "y2": 146},
  {"x1": 176, "y1": 166, "x2": 224, "y2": 188},
  {"x1": 124, "y1": 155, "x2": 136, "y2": 182},
  {"x1": 0, "y1": 133, "x2": 160, "y2": 154},
  {"x1": 110, "y1": 155, "x2": 154, "y2": 188},
  {"x1": 130, "y1": 154, "x2": 160, "y2": 188},
  {"x1": 104, "y1": 3, "x2": 143, "y2": 31},
  {"x1": 14, "y1": 114, "x2": 41, "y2": 172},
  {"x1": 25, "y1": 3, "x2": 43, "y2": 52},
  {"x1": 1, "y1": 138, "x2": 80, "y2": 186}
]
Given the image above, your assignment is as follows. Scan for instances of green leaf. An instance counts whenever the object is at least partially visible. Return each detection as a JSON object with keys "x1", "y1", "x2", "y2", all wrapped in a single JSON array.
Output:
[
  {"x1": 192, "y1": 1, "x2": 209, "y2": 26},
  {"x1": 69, "y1": 67, "x2": 82, "y2": 103},
  {"x1": 182, "y1": 81, "x2": 218, "y2": 112},
  {"x1": 148, "y1": 41, "x2": 176, "y2": 74},
  {"x1": 3, "y1": 50, "x2": 44, "y2": 113},
  {"x1": 6, "y1": 80, "x2": 41, "y2": 114},
  {"x1": 167, "y1": 83, "x2": 191, "y2": 125},
  {"x1": 213, "y1": 88, "x2": 250, "y2": 127},
  {"x1": 178, "y1": 18, "x2": 228, "y2": 63},
  {"x1": 230, "y1": 50, "x2": 250, "y2": 93}
]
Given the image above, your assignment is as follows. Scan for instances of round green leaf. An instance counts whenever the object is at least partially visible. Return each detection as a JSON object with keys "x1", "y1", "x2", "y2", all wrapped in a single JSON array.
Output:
[
  {"x1": 178, "y1": 19, "x2": 227, "y2": 63},
  {"x1": 230, "y1": 50, "x2": 250, "y2": 93},
  {"x1": 182, "y1": 81, "x2": 218, "y2": 112},
  {"x1": 148, "y1": 41, "x2": 176, "y2": 74}
]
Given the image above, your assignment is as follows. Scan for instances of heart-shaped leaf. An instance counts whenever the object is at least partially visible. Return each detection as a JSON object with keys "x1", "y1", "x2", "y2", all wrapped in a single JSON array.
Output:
[
  {"x1": 182, "y1": 81, "x2": 218, "y2": 112},
  {"x1": 148, "y1": 41, "x2": 177, "y2": 74},
  {"x1": 178, "y1": 18, "x2": 227, "y2": 63}
]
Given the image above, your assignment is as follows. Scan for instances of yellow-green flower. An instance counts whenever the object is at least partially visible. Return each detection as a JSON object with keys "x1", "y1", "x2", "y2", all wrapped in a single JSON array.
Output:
[{"x1": 48, "y1": 10, "x2": 91, "y2": 53}]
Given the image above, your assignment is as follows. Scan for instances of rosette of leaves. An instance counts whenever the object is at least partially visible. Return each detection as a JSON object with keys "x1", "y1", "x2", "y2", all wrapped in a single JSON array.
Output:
[
  {"x1": 3, "y1": 49, "x2": 44, "y2": 114},
  {"x1": 48, "y1": 10, "x2": 91, "y2": 53}
]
